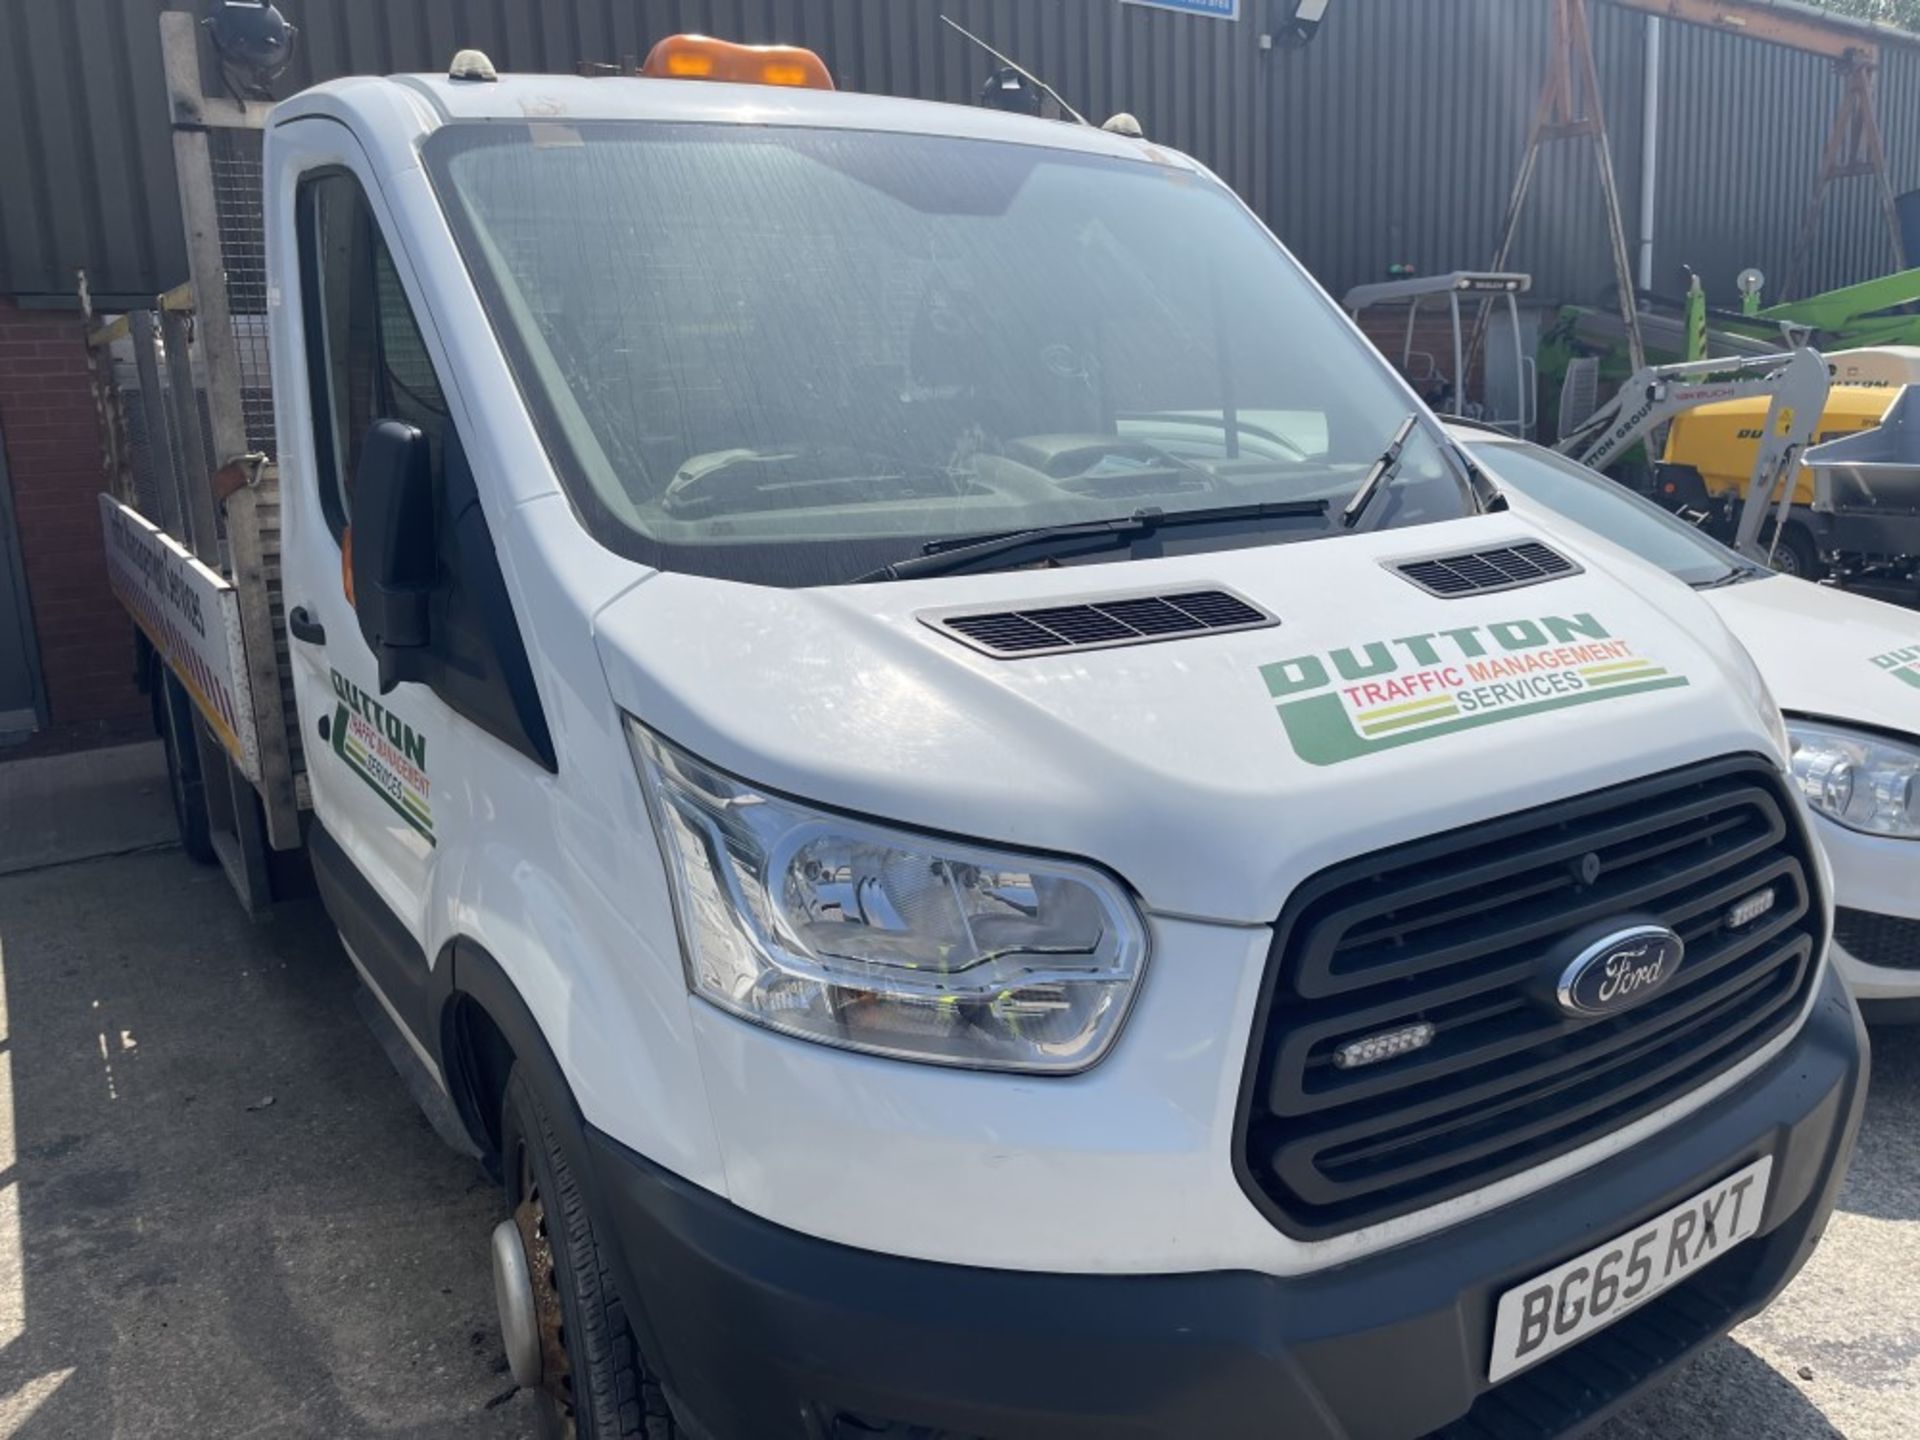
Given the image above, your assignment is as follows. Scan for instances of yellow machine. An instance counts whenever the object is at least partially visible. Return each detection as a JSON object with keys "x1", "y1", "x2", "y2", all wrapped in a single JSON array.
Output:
[
  {"x1": 1663, "y1": 347, "x2": 1920, "y2": 510},
  {"x1": 1649, "y1": 347, "x2": 1920, "y2": 580}
]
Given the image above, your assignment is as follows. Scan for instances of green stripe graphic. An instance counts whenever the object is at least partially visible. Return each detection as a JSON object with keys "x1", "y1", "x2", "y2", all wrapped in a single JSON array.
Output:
[
  {"x1": 1361, "y1": 702, "x2": 1462, "y2": 736},
  {"x1": 1278, "y1": 675, "x2": 1691, "y2": 766},
  {"x1": 1583, "y1": 666, "x2": 1668, "y2": 687},
  {"x1": 1358, "y1": 693, "x2": 1462, "y2": 722}
]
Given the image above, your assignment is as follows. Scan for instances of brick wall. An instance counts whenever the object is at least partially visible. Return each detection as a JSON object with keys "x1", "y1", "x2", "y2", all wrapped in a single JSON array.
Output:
[{"x1": 0, "y1": 298, "x2": 149, "y2": 758}]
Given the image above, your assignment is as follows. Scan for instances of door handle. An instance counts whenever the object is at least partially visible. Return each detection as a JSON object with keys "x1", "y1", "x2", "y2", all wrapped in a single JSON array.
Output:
[{"x1": 288, "y1": 605, "x2": 327, "y2": 645}]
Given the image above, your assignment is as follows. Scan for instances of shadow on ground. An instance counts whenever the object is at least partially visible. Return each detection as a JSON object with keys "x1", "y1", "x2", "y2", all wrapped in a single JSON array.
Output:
[{"x1": 0, "y1": 848, "x2": 535, "y2": 1438}]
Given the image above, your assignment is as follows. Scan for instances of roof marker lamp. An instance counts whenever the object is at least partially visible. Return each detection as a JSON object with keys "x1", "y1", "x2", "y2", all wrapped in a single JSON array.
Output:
[
  {"x1": 639, "y1": 35, "x2": 835, "y2": 91},
  {"x1": 629, "y1": 722, "x2": 1147, "y2": 1072},
  {"x1": 1787, "y1": 720, "x2": 1920, "y2": 839}
]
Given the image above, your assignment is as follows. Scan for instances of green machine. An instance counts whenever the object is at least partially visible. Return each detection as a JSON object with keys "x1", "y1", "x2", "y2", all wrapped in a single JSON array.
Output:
[
  {"x1": 1740, "y1": 266, "x2": 1920, "y2": 350},
  {"x1": 1543, "y1": 266, "x2": 1920, "y2": 442}
]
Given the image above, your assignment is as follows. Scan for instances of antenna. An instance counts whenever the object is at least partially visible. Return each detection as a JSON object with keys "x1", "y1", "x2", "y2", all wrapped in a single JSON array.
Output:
[{"x1": 939, "y1": 14, "x2": 1088, "y2": 127}]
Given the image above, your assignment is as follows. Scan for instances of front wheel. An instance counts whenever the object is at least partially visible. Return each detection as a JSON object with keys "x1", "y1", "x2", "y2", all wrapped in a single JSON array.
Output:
[
  {"x1": 497, "y1": 1067, "x2": 674, "y2": 1440},
  {"x1": 1764, "y1": 522, "x2": 1825, "y2": 581}
]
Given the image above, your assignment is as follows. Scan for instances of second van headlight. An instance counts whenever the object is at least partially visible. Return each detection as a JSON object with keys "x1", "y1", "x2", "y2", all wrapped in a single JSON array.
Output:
[
  {"x1": 628, "y1": 721, "x2": 1148, "y2": 1073},
  {"x1": 1787, "y1": 720, "x2": 1920, "y2": 838}
]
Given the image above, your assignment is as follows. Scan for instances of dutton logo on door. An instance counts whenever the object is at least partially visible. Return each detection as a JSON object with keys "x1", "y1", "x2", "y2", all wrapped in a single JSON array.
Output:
[
  {"x1": 329, "y1": 668, "x2": 435, "y2": 844},
  {"x1": 1258, "y1": 612, "x2": 1689, "y2": 766}
]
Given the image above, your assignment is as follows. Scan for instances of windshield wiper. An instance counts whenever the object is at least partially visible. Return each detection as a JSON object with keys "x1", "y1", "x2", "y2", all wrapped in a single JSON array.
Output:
[
  {"x1": 1692, "y1": 564, "x2": 1766, "y2": 590},
  {"x1": 857, "y1": 499, "x2": 1330, "y2": 582},
  {"x1": 1340, "y1": 413, "x2": 1421, "y2": 529}
]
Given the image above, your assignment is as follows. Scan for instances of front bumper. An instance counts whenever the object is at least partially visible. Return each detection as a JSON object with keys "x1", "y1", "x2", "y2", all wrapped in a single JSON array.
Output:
[
  {"x1": 1816, "y1": 814, "x2": 1920, "y2": 1004},
  {"x1": 582, "y1": 966, "x2": 1866, "y2": 1440}
]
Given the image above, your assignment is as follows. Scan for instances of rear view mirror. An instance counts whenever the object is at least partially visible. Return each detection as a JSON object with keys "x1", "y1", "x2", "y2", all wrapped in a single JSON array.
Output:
[{"x1": 350, "y1": 420, "x2": 435, "y2": 692}]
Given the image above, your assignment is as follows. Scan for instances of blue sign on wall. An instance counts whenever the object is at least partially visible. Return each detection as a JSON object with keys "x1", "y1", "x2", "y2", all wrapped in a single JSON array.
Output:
[{"x1": 1121, "y1": 0, "x2": 1240, "y2": 18}]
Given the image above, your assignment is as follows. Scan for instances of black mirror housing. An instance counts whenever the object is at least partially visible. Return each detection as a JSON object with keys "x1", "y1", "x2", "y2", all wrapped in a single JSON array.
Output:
[{"x1": 350, "y1": 420, "x2": 436, "y2": 692}]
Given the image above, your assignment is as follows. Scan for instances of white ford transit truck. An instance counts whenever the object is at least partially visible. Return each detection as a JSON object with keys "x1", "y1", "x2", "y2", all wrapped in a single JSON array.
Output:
[{"x1": 104, "y1": 32, "x2": 1864, "y2": 1440}]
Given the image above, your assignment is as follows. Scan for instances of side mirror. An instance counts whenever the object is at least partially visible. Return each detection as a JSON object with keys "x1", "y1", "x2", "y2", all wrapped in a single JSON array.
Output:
[{"x1": 350, "y1": 420, "x2": 435, "y2": 693}]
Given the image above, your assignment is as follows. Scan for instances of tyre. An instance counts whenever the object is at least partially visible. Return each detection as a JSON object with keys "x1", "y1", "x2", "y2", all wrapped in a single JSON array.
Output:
[
  {"x1": 1763, "y1": 522, "x2": 1825, "y2": 581},
  {"x1": 157, "y1": 673, "x2": 216, "y2": 865},
  {"x1": 499, "y1": 1066, "x2": 674, "y2": 1440}
]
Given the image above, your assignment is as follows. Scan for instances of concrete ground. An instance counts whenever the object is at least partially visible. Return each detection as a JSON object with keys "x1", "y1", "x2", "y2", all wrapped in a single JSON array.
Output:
[
  {"x1": 0, "y1": 793, "x2": 535, "y2": 1435},
  {"x1": 0, "y1": 742, "x2": 174, "y2": 878},
  {"x1": 1588, "y1": 1039, "x2": 1920, "y2": 1440},
  {"x1": 0, "y1": 802, "x2": 1911, "y2": 1437}
]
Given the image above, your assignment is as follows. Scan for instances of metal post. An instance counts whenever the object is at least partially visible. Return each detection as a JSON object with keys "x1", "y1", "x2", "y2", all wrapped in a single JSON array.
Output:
[
  {"x1": 1506, "y1": 293, "x2": 1531, "y2": 435},
  {"x1": 165, "y1": 98, "x2": 248, "y2": 466},
  {"x1": 1575, "y1": 6, "x2": 1647, "y2": 376},
  {"x1": 160, "y1": 305, "x2": 220, "y2": 565},
  {"x1": 1858, "y1": 67, "x2": 1907, "y2": 277},
  {"x1": 1783, "y1": 55, "x2": 1906, "y2": 300},
  {"x1": 77, "y1": 271, "x2": 135, "y2": 506},
  {"x1": 1449, "y1": 290, "x2": 1465, "y2": 416},
  {"x1": 128, "y1": 310, "x2": 184, "y2": 537},
  {"x1": 1785, "y1": 66, "x2": 1858, "y2": 301},
  {"x1": 160, "y1": 7, "x2": 301, "y2": 855},
  {"x1": 1637, "y1": 17, "x2": 1662, "y2": 294},
  {"x1": 1475, "y1": 0, "x2": 1644, "y2": 376}
]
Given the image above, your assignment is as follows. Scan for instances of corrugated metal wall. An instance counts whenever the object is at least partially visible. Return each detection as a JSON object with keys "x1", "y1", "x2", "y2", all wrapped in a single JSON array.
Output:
[
  {"x1": 2, "y1": 0, "x2": 1917, "y2": 309},
  {"x1": 1266, "y1": 0, "x2": 1648, "y2": 304},
  {"x1": 1658, "y1": 15, "x2": 1913, "y2": 299}
]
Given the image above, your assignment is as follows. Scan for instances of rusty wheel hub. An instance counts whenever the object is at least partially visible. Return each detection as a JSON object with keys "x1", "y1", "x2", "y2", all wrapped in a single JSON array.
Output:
[{"x1": 497, "y1": 1147, "x2": 574, "y2": 1434}]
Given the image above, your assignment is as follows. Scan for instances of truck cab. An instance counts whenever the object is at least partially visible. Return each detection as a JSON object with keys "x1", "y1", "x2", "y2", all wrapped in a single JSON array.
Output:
[{"x1": 248, "y1": 42, "x2": 1862, "y2": 1440}]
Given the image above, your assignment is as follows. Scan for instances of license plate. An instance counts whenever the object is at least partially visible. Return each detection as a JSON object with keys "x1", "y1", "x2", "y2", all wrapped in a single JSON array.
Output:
[{"x1": 1488, "y1": 1155, "x2": 1772, "y2": 1383}]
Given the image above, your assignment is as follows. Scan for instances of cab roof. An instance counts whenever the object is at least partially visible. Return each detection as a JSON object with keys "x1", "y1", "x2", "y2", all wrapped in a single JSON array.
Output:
[{"x1": 269, "y1": 71, "x2": 1188, "y2": 175}]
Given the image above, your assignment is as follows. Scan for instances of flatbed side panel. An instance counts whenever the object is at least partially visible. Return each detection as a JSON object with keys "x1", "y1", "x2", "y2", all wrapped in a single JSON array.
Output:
[{"x1": 98, "y1": 493, "x2": 261, "y2": 784}]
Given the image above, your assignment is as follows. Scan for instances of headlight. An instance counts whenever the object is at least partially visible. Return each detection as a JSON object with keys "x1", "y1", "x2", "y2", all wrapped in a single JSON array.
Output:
[
  {"x1": 629, "y1": 722, "x2": 1148, "y2": 1072},
  {"x1": 1786, "y1": 720, "x2": 1920, "y2": 839}
]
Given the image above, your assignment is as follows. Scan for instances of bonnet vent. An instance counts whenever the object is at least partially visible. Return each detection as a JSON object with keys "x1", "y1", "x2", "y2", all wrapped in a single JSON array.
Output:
[
  {"x1": 927, "y1": 589, "x2": 1275, "y2": 658},
  {"x1": 1394, "y1": 540, "x2": 1579, "y2": 598}
]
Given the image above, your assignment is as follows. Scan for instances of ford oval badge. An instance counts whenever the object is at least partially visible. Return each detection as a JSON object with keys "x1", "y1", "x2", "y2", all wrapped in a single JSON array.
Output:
[{"x1": 1556, "y1": 924, "x2": 1684, "y2": 1018}]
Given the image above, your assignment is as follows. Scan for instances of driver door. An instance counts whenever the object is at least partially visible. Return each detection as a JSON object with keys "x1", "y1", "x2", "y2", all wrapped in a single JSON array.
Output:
[{"x1": 273, "y1": 123, "x2": 451, "y2": 1031}]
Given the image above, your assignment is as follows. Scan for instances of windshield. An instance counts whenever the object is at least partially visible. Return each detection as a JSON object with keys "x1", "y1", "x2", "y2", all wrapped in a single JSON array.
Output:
[
  {"x1": 428, "y1": 120, "x2": 1469, "y2": 586},
  {"x1": 1466, "y1": 439, "x2": 1756, "y2": 588}
]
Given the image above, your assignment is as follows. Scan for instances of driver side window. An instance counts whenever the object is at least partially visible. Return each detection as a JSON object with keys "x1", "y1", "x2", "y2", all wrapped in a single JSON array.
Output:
[
  {"x1": 293, "y1": 167, "x2": 556, "y2": 772},
  {"x1": 298, "y1": 170, "x2": 450, "y2": 543}
]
